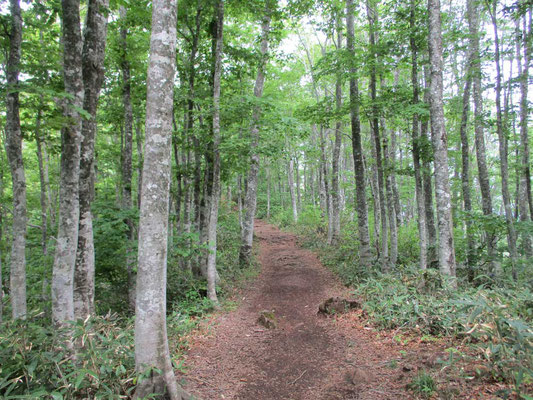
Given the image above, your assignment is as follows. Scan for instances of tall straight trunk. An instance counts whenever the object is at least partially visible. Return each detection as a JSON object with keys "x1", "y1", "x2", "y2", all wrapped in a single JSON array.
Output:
[
  {"x1": 421, "y1": 66, "x2": 438, "y2": 267},
  {"x1": 347, "y1": 0, "x2": 372, "y2": 266},
  {"x1": 330, "y1": 12, "x2": 343, "y2": 245},
  {"x1": 136, "y1": 115, "x2": 144, "y2": 208},
  {"x1": 35, "y1": 106, "x2": 48, "y2": 256},
  {"x1": 410, "y1": 0, "x2": 428, "y2": 270},
  {"x1": 0, "y1": 152, "x2": 4, "y2": 323},
  {"x1": 187, "y1": 8, "x2": 202, "y2": 235},
  {"x1": 459, "y1": 63, "x2": 475, "y2": 277},
  {"x1": 316, "y1": 124, "x2": 328, "y2": 218},
  {"x1": 428, "y1": 0, "x2": 457, "y2": 282},
  {"x1": 383, "y1": 128, "x2": 398, "y2": 266},
  {"x1": 516, "y1": 14, "x2": 532, "y2": 256},
  {"x1": 118, "y1": 5, "x2": 136, "y2": 311},
  {"x1": 134, "y1": 1, "x2": 188, "y2": 398},
  {"x1": 390, "y1": 129, "x2": 402, "y2": 227},
  {"x1": 366, "y1": 0, "x2": 388, "y2": 268},
  {"x1": 206, "y1": 0, "x2": 224, "y2": 303},
  {"x1": 288, "y1": 156, "x2": 298, "y2": 222},
  {"x1": 5, "y1": 0, "x2": 26, "y2": 319},
  {"x1": 266, "y1": 163, "x2": 271, "y2": 219},
  {"x1": 52, "y1": 0, "x2": 84, "y2": 325},
  {"x1": 295, "y1": 157, "x2": 301, "y2": 210},
  {"x1": 237, "y1": 175, "x2": 243, "y2": 229},
  {"x1": 239, "y1": 3, "x2": 272, "y2": 266},
  {"x1": 369, "y1": 141, "x2": 381, "y2": 255},
  {"x1": 487, "y1": 1, "x2": 518, "y2": 279},
  {"x1": 74, "y1": 0, "x2": 109, "y2": 320}
]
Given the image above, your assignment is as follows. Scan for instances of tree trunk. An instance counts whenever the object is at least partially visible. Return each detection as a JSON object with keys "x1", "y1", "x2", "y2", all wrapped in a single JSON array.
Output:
[
  {"x1": 288, "y1": 155, "x2": 298, "y2": 222},
  {"x1": 331, "y1": 12, "x2": 343, "y2": 245},
  {"x1": 390, "y1": 129, "x2": 402, "y2": 228},
  {"x1": 136, "y1": 114, "x2": 144, "y2": 209},
  {"x1": 35, "y1": 106, "x2": 49, "y2": 257},
  {"x1": 52, "y1": 0, "x2": 84, "y2": 325},
  {"x1": 459, "y1": 62, "x2": 475, "y2": 278},
  {"x1": 487, "y1": 1, "x2": 518, "y2": 279},
  {"x1": 0, "y1": 154, "x2": 4, "y2": 324},
  {"x1": 347, "y1": 0, "x2": 372, "y2": 267},
  {"x1": 118, "y1": 5, "x2": 136, "y2": 311},
  {"x1": 366, "y1": 0, "x2": 388, "y2": 267},
  {"x1": 134, "y1": 1, "x2": 188, "y2": 398},
  {"x1": 206, "y1": 0, "x2": 224, "y2": 303},
  {"x1": 5, "y1": 0, "x2": 27, "y2": 320},
  {"x1": 266, "y1": 163, "x2": 271, "y2": 219},
  {"x1": 383, "y1": 129, "x2": 398, "y2": 266},
  {"x1": 428, "y1": 0, "x2": 457, "y2": 282},
  {"x1": 516, "y1": 14, "x2": 532, "y2": 256},
  {"x1": 412, "y1": 20, "x2": 429, "y2": 277},
  {"x1": 421, "y1": 66, "x2": 438, "y2": 268},
  {"x1": 74, "y1": 0, "x2": 109, "y2": 320},
  {"x1": 239, "y1": 3, "x2": 272, "y2": 266}
]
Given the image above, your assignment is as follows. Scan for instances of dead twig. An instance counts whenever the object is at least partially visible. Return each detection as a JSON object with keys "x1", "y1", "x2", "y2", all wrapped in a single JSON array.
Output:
[{"x1": 291, "y1": 370, "x2": 307, "y2": 385}]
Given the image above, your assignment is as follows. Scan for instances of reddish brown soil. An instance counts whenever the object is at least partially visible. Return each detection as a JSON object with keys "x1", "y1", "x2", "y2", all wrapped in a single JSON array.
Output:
[{"x1": 179, "y1": 221, "x2": 514, "y2": 399}]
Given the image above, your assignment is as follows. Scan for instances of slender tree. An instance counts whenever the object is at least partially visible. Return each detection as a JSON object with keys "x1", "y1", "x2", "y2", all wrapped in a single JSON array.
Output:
[
  {"x1": 330, "y1": 10, "x2": 343, "y2": 245},
  {"x1": 119, "y1": 5, "x2": 136, "y2": 310},
  {"x1": 74, "y1": 0, "x2": 109, "y2": 320},
  {"x1": 5, "y1": 0, "x2": 27, "y2": 319},
  {"x1": 239, "y1": 1, "x2": 273, "y2": 266},
  {"x1": 467, "y1": 0, "x2": 497, "y2": 272},
  {"x1": 366, "y1": 0, "x2": 388, "y2": 268},
  {"x1": 52, "y1": 0, "x2": 85, "y2": 325},
  {"x1": 428, "y1": 0, "x2": 456, "y2": 282},
  {"x1": 486, "y1": 0, "x2": 518, "y2": 279},
  {"x1": 347, "y1": 0, "x2": 372, "y2": 267},
  {"x1": 134, "y1": 0, "x2": 189, "y2": 398},
  {"x1": 410, "y1": 0, "x2": 428, "y2": 270},
  {"x1": 516, "y1": 13, "x2": 532, "y2": 255},
  {"x1": 206, "y1": 0, "x2": 225, "y2": 303}
]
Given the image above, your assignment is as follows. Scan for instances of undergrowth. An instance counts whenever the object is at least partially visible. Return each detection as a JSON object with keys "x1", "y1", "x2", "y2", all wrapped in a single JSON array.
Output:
[{"x1": 0, "y1": 203, "x2": 254, "y2": 398}]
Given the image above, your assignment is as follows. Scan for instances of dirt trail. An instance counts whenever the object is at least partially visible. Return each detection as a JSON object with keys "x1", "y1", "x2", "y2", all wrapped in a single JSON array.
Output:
[{"x1": 181, "y1": 221, "x2": 409, "y2": 399}]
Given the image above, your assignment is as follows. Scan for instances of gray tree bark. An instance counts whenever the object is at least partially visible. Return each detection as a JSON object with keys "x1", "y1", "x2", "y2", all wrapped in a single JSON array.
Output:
[
  {"x1": 487, "y1": 0, "x2": 518, "y2": 279},
  {"x1": 74, "y1": 0, "x2": 109, "y2": 320},
  {"x1": 288, "y1": 155, "x2": 298, "y2": 223},
  {"x1": 421, "y1": 66, "x2": 438, "y2": 268},
  {"x1": 330, "y1": 12, "x2": 343, "y2": 245},
  {"x1": 459, "y1": 61, "x2": 475, "y2": 277},
  {"x1": 52, "y1": 0, "x2": 85, "y2": 325},
  {"x1": 5, "y1": 0, "x2": 26, "y2": 319},
  {"x1": 516, "y1": 14, "x2": 532, "y2": 256},
  {"x1": 428, "y1": 0, "x2": 457, "y2": 282},
  {"x1": 347, "y1": 0, "x2": 372, "y2": 267},
  {"x1": 35, "y1": 105, "x2": 49, "y2": 257},
  {"x1": 118, "y1": 5, "x2": 136, "y2": 311},
  {"x1": 366, "y1": 0, "x2": 388, "y2": 268},
  {"x1": 206, "y1": 0, "x2": 225, "y2": 303},
  {"x1": 239, "y1": 3, "x2": 272, "y2": 266},
  {"x1": 410, "y1": 0, "x2": 428, "y2": 270},
  {"x1": 0, "y1": 154, "x2": 4, "y2": 323},
  {"x1": 134, "y1": 1, "x2": 188, "y2": 398}
]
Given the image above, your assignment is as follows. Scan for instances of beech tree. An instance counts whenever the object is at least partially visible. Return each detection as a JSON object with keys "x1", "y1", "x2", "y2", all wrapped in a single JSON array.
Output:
[
  {"x1": 134, "y1": 0, "x2": 188, "y2": 398},
  {"x1": 428, "y1": 0, "x2": 456, "y2": 281},
  {"x1": 52, "y1": 0, "x2": 85, "y2": 325},
  {"x1": 74, "y1": 0, "x2": 109, "y2": 319},
  {"x1": 5, "y1": 0, "x2": 26, "y2": 319},
  {"x1": 239, "y1": 1, "x2": 273, "y2": 266}
]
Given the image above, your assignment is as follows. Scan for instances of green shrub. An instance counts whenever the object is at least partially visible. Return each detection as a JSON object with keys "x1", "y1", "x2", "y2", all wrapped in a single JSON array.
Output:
[
  {"x1": 407, "y1": 370, "x2": 437, "y2": 398},
  {"x1": 0, "y1": 313, "x2": 136, "y2": 399}
]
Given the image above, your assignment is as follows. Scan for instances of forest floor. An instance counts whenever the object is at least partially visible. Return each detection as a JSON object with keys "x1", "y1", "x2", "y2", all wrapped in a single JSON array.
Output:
[{"x1": 178, "y1": 221, "x2": 513, "y2": 399}]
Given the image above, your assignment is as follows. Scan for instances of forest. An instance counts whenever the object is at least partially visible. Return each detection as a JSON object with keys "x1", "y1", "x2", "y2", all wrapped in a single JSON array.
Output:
[{"x1": 0, "y1": 0, "x2": 531, "y2": 398}]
